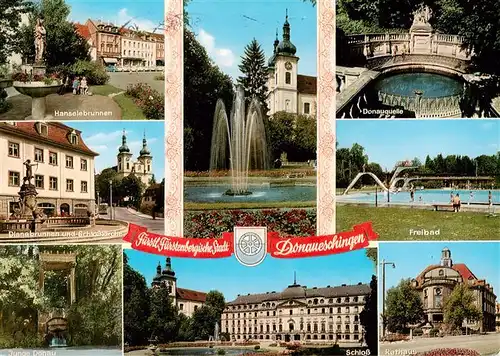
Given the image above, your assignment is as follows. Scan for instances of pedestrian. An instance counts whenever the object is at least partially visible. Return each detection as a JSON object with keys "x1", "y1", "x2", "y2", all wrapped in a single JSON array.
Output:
[
  {"x1": 453, "y1": 193, "x2": 461, "y2": 212},
  {"x1": 80, "y1": 76, "x2": 88, "y2": 95},
  {"x1": 72, "y1": 77, "x2": 80, "y2": 95}
]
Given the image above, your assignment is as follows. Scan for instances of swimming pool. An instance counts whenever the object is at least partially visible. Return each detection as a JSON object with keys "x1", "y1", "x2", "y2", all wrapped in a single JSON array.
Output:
[{"x1": 337, "y1": 189, "x2": 499, "y2": 205}]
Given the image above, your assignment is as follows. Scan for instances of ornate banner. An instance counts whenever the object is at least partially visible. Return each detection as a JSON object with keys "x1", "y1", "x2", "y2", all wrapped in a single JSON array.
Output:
[{"x1": 123, "y1": 222, "x2": 378, "y2": 263}]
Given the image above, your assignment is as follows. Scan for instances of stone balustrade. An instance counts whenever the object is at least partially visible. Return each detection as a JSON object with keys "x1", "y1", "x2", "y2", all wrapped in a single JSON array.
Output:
[
  {"x1": 378, "y1": 91, "x2": 462, "y2": 118},
  {"x1": 0, "y1": 216, "x2": 91, "y2": 233}
]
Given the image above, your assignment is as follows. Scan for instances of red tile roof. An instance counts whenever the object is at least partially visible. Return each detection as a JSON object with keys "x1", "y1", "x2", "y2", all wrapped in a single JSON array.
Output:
[
  {"x1": 297, "y1": 74, "x2": 317, "y2": 95},
  {"x1": 176, "y1": 288, "x2": 207, "y2": 303},
  {"x1": 0, "y1": 122, "x2": 99, "y2": 157},
  {"x1": 74, "y1": 23, "x2": 91, "y2": 40},
  {"x1": 416, "y1": 263, "x2": 479, "y2": 286}
]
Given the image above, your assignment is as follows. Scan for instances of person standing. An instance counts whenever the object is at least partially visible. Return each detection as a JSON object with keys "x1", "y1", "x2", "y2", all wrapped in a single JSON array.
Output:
[{"x1": 453, "y1": 194, "x2": 461, "y2": 212}]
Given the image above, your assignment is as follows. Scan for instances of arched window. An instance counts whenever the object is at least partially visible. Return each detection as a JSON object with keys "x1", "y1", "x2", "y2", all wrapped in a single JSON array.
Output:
[{"x1": 285, "y1": 72, "x2": 291, "y2": 84}]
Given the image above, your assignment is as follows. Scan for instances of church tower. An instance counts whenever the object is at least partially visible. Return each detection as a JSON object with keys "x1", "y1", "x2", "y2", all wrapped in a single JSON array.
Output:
[
  {"x1": 440, "y1": 247, "x2": 453, "y2": 268},
  {"x1": 137, "y1": 131, "x2": 153, "y2": 186},
  {"x1": 117, "y1": 129, "x2": 133, "y2": 177},
  {"x1": 152, "y1": 257, "x2": 177, "y2": 304},
  {"x1": 267, "y1": 10, "x2": 299, "y2": 115}
]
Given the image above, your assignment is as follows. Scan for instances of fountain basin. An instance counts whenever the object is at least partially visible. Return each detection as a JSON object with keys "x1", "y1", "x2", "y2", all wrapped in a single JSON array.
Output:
[
  {"x1": 13, "y1": 81, "x2": 62, "y2": 120},
  {"x1": 0, "y1": 79, "x2": 13, "y2": 89},
  {"x1": 14, "y1": 81, "x2": 62, "y2": 97}
]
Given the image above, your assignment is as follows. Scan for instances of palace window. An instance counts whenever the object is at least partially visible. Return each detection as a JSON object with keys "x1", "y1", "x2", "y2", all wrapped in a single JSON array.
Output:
[
  {"x1": 66, "y1": 179, "x2": 74, "y2": 192},
  {"x1": 35, "y1": 175, "x2": 44, "y2": 189},
  {"x1": 289, "y1": 309, "x2": 293, "y2": 315},
  {"x1": 49, "y1": 177, "x2": 58, "y2": 190},
  {"x1": 66, "y1": 155, "x2": 74, "y2": 168},
  {"x1": 345, "y1": 297, "x2": 350, "y2": 302},
  {"x1": 81, "y1": 159, "x2": 88, "y2": 171},
  {"x1": 8, "y1": 171, "x2": 20, "y2": 186},
  {"x1": 307, "y1": 323, "x2": 311, "y2": 332},
  {"x1": 34, "y1": 148, "x2": 44, "y2": 162},
  {"x1": 313, "y1": 323, "x2": 318, "y2": 332},
  {"x1": 279, "y1": 324, "x2": 282, "y2": 332},
  {"x1": 81, "y1": 181, "x2": 88, "y2": 193},
  {"x1": 49, "y1": 152, "x2": 58, "y2": 165},
  {"x1": 8, "y1": 142, "x2": 19, "y2": 158},
  {"x1": 36, "y1": 122, "x2": 48, "y2": 136},
  {"x1": 179, "y1": 304, "x2": 184, "y2": 310},
  {"x1": 266, "y1": 325, "x2": 269, "y2": 332},
  {"x1": 289, "y1": 323, "x2": 294, "y2": 332},
  {"x1": 285, "y1": 71, "x2": 291, "y2": 84},
  {"x1": 337, "y1": 307, "x2": 341, "y2": 313}
]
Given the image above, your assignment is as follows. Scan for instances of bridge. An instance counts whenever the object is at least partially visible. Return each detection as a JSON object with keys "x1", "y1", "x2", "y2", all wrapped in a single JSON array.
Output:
[{"x1": 336, "y1": 20, "x2": 474, "y2": 118}]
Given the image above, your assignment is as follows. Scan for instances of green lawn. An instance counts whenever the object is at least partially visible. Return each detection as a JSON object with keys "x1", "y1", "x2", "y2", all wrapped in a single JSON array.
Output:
[
  {"x1": 90, "y1": 85, "x2": 147, "y2": 120},
  {"x1": 336, "y1": 205, "x2": 499, "y2": 240}
]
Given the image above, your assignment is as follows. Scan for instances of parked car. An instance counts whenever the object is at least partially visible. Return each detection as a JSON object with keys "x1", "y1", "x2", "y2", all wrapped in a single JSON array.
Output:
[{"x1": 106, "y1": 65, "x2": 116, "y2": 72}]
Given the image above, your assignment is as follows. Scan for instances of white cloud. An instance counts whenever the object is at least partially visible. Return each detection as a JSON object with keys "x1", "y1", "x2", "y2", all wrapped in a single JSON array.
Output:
[
  {"x1": 89, "y1": 145, "x2": 108, "y2": 152},
  {"x1": 86, "y1": 130, "x2": 126, "y2": 145},
  {"x1": 197, "y1": 29, "x2": 235, "y2": 68},
  {"x1": 115, "y1": 8, "x2": 159, "y2": 32}
]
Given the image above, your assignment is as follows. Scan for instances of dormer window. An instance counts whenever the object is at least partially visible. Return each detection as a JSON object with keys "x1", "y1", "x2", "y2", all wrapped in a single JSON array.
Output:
[
  {"x1": 69, "y1": 130, "x2": 78, "y2": 145},
  {"x1": 36, "y1": 122, "x2": 48, "y2": 136}
]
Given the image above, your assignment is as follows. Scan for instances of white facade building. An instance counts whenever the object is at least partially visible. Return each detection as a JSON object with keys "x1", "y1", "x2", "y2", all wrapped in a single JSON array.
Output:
[
  {"x1": 222, "y1": 279, "x2": 370, "y2": 344},
  {"x1": 121, "y1": 30, "x2": 157, "y2": 68},
  {"x1": 0, "y1": 122, "x2": 98, "y2": 218},
  {"x1": 151, "y1": 258, "x2": 206, "y2": 318},
  {"x1": 267, "y1": 14, "x2": 317, "y2": 116}
]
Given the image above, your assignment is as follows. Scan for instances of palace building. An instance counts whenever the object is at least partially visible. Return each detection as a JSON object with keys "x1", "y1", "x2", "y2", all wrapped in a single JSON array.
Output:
[
  {"x1": 221, "y1": 278, "x2": 370, "y2": 344},
  {"x1": 411, "y1": 247, "x2": 497, "y2": 332},
  {"x1": 151, "y1": 258, "x2": 207, "y2": 317},
  {"x1": 266, "y1": 12, "x2": 317, "y2": 116},
  {"x1": 0, "y1": 122, "x2": 98, "y2": 218},
  {"x1": 115, "y1": 131, "x2": 153, "y2": 187}
]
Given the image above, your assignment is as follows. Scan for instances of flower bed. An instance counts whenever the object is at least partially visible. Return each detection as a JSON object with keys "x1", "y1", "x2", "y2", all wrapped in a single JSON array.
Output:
[
  {"x1": 416, "y1": 349, "x2": 480, "y2": 356},
  {"x1": 12, "y1": 71, "x2": 61, "y2": 85},
  {"x1": 184, "y1": 209, "x2": 316, "y2": 238},
  {"x1": 126, "y1": 83, "x2": 164, "y2": 120},
  {"x1": 382, "y1": 334, "x2": 409, "y2": 342},
  {"x1": 158, "y1": 342, "x2": 234, "y2": 348}
]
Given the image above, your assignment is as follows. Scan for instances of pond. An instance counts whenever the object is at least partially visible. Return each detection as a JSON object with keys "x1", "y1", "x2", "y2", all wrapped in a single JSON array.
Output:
[
  {"x1": 184, "y1": 185, "x2": 316, "y2": 203},
  {"x1": 374, "y1": 72, "x2": 463, "y2": 98}
]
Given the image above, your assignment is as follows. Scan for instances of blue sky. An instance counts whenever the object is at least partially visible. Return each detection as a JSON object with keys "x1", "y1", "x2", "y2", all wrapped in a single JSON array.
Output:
[
  {"x1": 337, "y1": 120, "x2": 500, "y2": 171},
  {"x1": 67, "y1": 121, "x2": 165, "y2": 179},
  {"x1": 378, "y1": 242, "x2": 500, "y2": 312},
  {"x1": 66, "y1": 0, "x2": 164, "y2": 32},
  {"x1": 125, "y1": 248, "x2": 375, "y2": 301},
  {"x1": 186, "y1": 0, "x2": 317, "y2": 80}
]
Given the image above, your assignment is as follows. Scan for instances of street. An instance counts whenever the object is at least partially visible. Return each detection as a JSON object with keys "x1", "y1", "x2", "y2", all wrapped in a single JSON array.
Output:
[
  {"x1": 112, "y1": 207, "x2": 164, "y2": 234},
  {"x1": 380, "y1": 333, "x2": 500, "y2": 355}
]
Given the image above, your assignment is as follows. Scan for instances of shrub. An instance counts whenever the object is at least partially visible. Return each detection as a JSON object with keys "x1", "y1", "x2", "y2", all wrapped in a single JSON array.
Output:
[
  {"x1": 216, "y1": 349, "x2": 226, "y2": 355},
  {"x1": 413, "y1": 328, "x2": 423, "y2": 336},
  {"x1": 383, "y1": 334, "x2": 409, "y2": 342},
  {"x1": 416, "y1": 349, "x2": 480, "y2": 356},
  {"x1": 269, "y1": 343, "x2": 278, "y2": 347},
  {"x1": 429, "y1": 328, "x2": 439, "y2": 337},
  {"x1": 154, "y1": 74, "x2": 165, "y2": 80},
  {"x1": 125, "y1": 83, "x2": 164, "y2": 120},
  {"x1": 254, "y1": 345, "x2": 260, "y2": 350},
  {"x1": 71, "y1": 60, "x2": 109, "y2": 85}
]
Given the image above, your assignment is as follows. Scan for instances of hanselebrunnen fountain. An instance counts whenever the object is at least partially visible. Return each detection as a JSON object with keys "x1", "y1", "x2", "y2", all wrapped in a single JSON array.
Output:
[{"x1": 336, "y1": 5, "x2": 498, "y2": 118}]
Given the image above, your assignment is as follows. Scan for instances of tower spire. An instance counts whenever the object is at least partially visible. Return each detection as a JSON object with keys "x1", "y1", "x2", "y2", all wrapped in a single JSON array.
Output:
[{"x1": 118, "y1": 128, "x2": 130, "y2": 153}]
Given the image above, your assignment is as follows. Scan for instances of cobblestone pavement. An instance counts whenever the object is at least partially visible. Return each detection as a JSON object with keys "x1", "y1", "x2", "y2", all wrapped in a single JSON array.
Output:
[
  {"x1": 0, "y1": 92, "x2": 121, "y2": 120},
  {"x1": 108, "y1": 71, "x2": 164, "y2": 94}
]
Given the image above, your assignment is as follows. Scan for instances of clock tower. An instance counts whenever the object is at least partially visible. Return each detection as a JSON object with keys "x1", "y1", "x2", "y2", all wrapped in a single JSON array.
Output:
[
  {"x1": 117, "y1": 129, "x2": 133, "y2": 175},
  {"x1": 152, "y1": 257, "x2": 177, "y2": 304},
  {"x1": 267, "y1": 10, "x2": 299, "y2": 115}
]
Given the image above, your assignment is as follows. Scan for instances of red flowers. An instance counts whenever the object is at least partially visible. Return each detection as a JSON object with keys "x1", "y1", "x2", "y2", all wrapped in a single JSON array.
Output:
[
  {"x1": 184, "y1": 209, "x2": 316, "y2": 238},
  {"x1": 126, "y1": 83, "x2": 164, "y2": 120},
  {"x1": 416, "y1": 349, "x2": 480, "y2": 356}
]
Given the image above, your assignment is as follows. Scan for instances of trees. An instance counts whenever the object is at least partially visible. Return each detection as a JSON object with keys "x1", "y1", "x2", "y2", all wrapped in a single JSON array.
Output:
[
  {"x1": 385, "y1": 279, "x2": 425, "y2": 333},
  {"x1": 237, "y1": 39, "x2": 268, "y2": 111},
  {"x1": 124, "y1": 253, "x2": 150, "y2": 346},
  {"x1": 183, "y1": 28, "x2": 234, "y2": 171},
  {"x1": 0, "y1": 0, "x2": 33, "y2": 64},
  {"x1": 148, "y1": 287, "x2": 180, "y2": 343},
  {"x1": 266, "y1": 111, "x2": 317, "y2": 162},
  {"x1": 17, "y1": 0, "x2": 90, "y2": 67},
  {"x1": 189, "y1": 291, "x2": 226, "y2": 341},
  {"x1": 360, "y1": 275, "x2": 377, "y2": 355},
  {"x1": 443, "y1": 283, "x2": 482, "y2": 331},
  {"x1": 120, "y1": 174, "x2": 145, "y2": 208}
]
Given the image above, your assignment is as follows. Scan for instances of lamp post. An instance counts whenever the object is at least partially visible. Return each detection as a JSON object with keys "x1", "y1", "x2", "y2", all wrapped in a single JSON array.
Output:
[
  {"x1": 109, "y1": 180, "x2": 113, "y2": 220},
  {"x1": 97, "y1": 191, "x2": 100, "y2": 219},
  {"x1": 375, "y1": 185, "x2": 378, "y2": 207},
  {"x1": 380, "y1": 259, "x2": 396, "y2": 339}
]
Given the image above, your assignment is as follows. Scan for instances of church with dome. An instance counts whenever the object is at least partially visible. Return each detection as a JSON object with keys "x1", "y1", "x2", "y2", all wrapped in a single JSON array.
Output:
[
  {"x1": 115, "y1": 130, "x2": 154, "y2": 186},
  {"x1": 266, "y1": 11, "x2": 317, "y2": 116},
  {"x1": 221, "y1": 276, "x2": 370, "y2": 344}
]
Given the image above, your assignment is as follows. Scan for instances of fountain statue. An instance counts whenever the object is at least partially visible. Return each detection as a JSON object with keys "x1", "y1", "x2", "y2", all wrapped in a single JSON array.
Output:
[
  {"x1": 13, "y1": 16, "x2": 62, "y2": 120},
  {"x1": 12, "y1": 159, "x2": 44, "y2": 221},
  {"x1": 209, "y1": 85, "x2": 269, "y2": 195},
  {"x1": 214, "y1": 321, "x2": 220, "y2": 342}
]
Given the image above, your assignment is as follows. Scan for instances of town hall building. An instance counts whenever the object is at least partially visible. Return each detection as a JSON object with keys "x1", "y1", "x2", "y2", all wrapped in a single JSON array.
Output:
[
  {"x1": 151, "y1": 258, "x2": 207, "y2": 317},
  {"x1": 266, "y1": 12, "x2": 317, "y2": 116}
]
